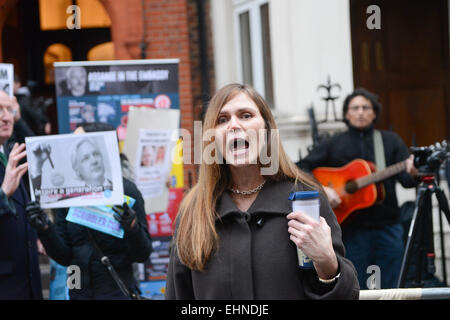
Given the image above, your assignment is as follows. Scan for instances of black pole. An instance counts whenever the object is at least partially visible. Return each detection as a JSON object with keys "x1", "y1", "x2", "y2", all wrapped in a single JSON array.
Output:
[
  {"x1": 196, "y1": 0, "x2": 210, "y2": 121},
  {"x1": 140, "y1": 0, "x2": 147, "y2": 59},
  {"x1": 438, "y1": 206, "x2": 447, "y2": 286},
  {"x1": 397, "y1": 187, "x2": 426, "y2": 288},
  {"x1": 435, "y1": 187, "x2": 450, "y2": 286}
]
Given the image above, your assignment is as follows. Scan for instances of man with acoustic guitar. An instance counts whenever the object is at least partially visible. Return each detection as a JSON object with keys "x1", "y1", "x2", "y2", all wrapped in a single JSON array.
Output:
[{"x1": 298, "y1": 88, "x2": 418, "y2": 289}]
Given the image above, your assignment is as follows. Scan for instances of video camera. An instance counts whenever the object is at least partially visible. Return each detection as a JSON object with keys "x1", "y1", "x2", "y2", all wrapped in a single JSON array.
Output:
[{"x1": 410, "y1": 140, "x2": 449, "y2": 174}]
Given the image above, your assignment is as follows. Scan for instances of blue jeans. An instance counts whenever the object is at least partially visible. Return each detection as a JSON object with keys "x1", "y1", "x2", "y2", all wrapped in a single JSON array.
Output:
[{"x1": 342, "y1": 223, "x2": 404, "y2": 289}]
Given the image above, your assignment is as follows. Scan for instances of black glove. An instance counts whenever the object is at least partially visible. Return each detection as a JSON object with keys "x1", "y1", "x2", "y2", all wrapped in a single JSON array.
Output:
[
  {"x1": 26, "y1": 201, "x2": 50, "y2": 232},
  {"x1": 112, "y1": 202, "x2": 137, "y2": 233}
]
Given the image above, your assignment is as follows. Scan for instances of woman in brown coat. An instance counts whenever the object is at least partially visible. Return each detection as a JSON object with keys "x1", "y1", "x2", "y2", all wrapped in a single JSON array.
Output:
[{"x1": 165, "y1": 83, "x2": 359, "y2": 299}]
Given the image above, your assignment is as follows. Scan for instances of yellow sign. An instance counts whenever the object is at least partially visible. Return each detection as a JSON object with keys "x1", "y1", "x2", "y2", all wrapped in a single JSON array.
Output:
[{"x1": 169, "y1": 138, "x2": 184, "y2": 188}]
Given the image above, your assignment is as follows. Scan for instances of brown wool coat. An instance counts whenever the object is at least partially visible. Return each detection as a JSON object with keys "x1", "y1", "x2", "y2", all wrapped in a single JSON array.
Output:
[{"x1": 165, "y1": 179, "x2": 360, "y2": 300}]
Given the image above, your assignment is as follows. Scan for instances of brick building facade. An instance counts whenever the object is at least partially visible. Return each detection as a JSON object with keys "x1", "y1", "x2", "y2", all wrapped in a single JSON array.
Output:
[
  {"x1": 0, "y1": 0, "x2": 216, "y2": 185},
  {"x1": 97, "y1": 0, "x2": 216, "y2": 185}
]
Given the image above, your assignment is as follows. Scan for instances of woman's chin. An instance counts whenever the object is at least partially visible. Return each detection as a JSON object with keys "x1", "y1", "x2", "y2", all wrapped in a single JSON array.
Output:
[{"x1": 225, "y1": 154, "x2": 259, "y2": 167}]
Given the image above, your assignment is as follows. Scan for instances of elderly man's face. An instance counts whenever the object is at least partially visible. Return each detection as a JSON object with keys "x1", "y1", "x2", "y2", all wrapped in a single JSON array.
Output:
[
  {"x1": 75, "y1": 140, "x2": 105, "y2": 185},
  {"x1": 0, "y1": 91, "x2": 15, "y2": 144}
]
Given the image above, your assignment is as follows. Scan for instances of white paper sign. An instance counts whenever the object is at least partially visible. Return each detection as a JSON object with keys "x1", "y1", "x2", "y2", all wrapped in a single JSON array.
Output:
[
  {"x1": 134, "y1": 129, "x2": 173, "y2": 199},
  {"x1": 123, "y1": 107, "x2": 180, "y2": 213},
  {"x1": 0, "y1": 63, "x2": 14, "y2": 97},
  {"x1": 25, "y1": 131, "x2": 124, "y2": 208}
]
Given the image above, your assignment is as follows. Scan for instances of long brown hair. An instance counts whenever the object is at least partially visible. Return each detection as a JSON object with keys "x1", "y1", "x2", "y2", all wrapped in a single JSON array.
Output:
[{"x1": 175, "y1": 83, "x2": 321, "y2": 271}]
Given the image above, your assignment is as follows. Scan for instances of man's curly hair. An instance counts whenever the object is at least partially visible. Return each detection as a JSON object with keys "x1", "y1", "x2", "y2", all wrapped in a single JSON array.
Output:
[{"x1": 342, "y1": 87, "x2": 382, "y2": 126}]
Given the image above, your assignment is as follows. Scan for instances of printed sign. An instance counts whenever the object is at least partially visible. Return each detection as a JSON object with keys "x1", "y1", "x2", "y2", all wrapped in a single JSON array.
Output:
[
  {"x1": 0, "y1": 63, "x2": 13, "y2": 96},
  {"x1": 66, "y1": 196, "x2": 135, "y2": 238},
  {"x1": 25, "y1": 131, "x2": 124, "y2": 208},
  {"x1": 53, "y1": 59, "x2": 179, "y2": 151}
]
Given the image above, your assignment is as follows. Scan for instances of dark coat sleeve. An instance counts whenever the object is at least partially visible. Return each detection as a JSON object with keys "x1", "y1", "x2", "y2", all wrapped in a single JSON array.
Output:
[
  {"x1": 37, "y1": 208, "x2": 73, "y2": 266},
  {"x1": 122, "y1": 178, "x2": 152, "y2": 262},
  {"x1": 165, "y1": 237, "x2": 195, "y2": 300},
  {"x1": 165, "y1": 214, "x2": 195, "y2": 299},
  {"x1": 302, "y1": 192, "x2": 360, "y2": 300}
]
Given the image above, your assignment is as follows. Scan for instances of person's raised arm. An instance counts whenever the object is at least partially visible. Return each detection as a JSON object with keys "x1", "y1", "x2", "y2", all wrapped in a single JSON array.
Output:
[{"x1": 1, "y1": 143, "x2": 28, "y2": 198}]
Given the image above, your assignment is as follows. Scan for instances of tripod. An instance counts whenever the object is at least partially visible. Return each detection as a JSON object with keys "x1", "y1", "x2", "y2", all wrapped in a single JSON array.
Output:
[{"x1": 397, "y1": 174, "x2": 450, "y2": 288}]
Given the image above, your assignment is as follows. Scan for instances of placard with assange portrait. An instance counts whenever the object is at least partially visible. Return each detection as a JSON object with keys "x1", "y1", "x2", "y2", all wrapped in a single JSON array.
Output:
[{"x1": 25, "y1": 131, "x2": 124, "y2": 209}]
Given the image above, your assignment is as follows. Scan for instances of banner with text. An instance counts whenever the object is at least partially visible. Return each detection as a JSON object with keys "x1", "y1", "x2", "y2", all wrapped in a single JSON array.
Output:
[{"x1": 54, "y1": 59, "x2": 179, "y2": 150}]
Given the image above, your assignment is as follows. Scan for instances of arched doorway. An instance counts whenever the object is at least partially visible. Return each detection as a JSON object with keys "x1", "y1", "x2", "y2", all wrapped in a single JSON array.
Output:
[
  {"x1": 43, "y1": 43, "x2": 73, "y2": 85},
  {"x1": 87, "y1": 41, "x2": 114, "y2": 61}
]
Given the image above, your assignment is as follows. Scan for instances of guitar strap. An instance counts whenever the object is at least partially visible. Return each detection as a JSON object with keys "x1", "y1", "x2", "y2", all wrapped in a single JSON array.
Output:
[{"x1": 373, "y1": 130, "x2": 386, "y2": 171}]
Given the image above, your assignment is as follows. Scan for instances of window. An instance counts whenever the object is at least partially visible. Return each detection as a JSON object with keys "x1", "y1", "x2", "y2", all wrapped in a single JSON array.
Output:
[
  {"x1": 39, "y1": 0, "x2": 111, "y2": 30},
  {"x1": 87, "y1": 42, "x2": 114, "y2": 61},
  {"x1": 43, "y1": 43, "x2": 72, "y2": 84},
  {"x1": 239, "y1": 11, "x2": 253, "y2": 86},
  {"x1": 234, "y1": 0, "x2": 274, "y2": 107}
]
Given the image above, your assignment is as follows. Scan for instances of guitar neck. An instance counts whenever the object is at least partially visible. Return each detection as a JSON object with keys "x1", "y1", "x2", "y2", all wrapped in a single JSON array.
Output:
[{"x1": 356, "y1": 160, "x2": 407, "y2": 189}]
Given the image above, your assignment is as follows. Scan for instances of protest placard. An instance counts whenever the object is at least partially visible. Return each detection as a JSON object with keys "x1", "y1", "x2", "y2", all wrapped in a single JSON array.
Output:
[
  {"x1": 26, "y1": 131, "x2": 124, "y2": 208},
  {"x1": 123, "y1": 107, "x2": 180, "y2": 213},
  {"x1": 0, "y1": 63, "x2": 14, "y2": 96},
  {"x1": 53, "y1": 59, "x2": 179, "y2": 151}
]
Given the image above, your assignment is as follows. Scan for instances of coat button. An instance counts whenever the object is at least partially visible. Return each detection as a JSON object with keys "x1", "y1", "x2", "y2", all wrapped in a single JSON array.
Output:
[
  {"x1": 256, "y1": 218, "x2": 264, "y2": 227},
  {"x1": 243, "y1": 212, "x2": 251, "y2": 222}
]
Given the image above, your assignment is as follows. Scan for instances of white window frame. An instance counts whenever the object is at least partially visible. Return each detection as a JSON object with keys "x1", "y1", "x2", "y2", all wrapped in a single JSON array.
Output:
[{"x1": 233, "y1": 0, "x2": 270, "y2": 101}]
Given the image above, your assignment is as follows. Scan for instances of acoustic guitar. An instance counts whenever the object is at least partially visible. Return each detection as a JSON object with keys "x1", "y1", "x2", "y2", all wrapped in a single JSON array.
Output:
[{"x1": 312, "y1": 159, "x2": 407, "y2": 224}]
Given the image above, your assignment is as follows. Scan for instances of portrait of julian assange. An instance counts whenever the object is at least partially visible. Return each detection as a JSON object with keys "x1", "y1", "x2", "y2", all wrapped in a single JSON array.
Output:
[{"x1": 70, "y1": 137, "x2": 113, "y2": 189}]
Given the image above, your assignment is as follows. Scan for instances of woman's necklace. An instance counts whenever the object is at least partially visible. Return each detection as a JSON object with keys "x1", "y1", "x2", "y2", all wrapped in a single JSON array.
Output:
[{"x1": 228, "y1": 180, "x2": 266, "y2": 196}]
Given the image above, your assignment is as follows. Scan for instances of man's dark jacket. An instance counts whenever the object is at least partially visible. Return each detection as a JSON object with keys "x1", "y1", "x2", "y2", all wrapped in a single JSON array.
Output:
[
  {"x1": 37, "y1": 178, "x2": 152, "y2": 298},
  {"x1": 297, "y1": 125, "x2": 417, "y2": 228},
  {"x1": 0, "y1": 156, "x2": 43, "y2": 299}
]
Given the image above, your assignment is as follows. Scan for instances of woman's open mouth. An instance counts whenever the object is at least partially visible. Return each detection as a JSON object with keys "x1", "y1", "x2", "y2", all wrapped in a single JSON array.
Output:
[{"x1": 228, "y1": 137, "x2": 249, "y2": 156}]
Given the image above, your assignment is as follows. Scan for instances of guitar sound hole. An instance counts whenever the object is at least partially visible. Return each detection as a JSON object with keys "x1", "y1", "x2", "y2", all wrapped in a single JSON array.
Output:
[{"x1": 345, "y1": 181, "x2": 358, "y2": 194}]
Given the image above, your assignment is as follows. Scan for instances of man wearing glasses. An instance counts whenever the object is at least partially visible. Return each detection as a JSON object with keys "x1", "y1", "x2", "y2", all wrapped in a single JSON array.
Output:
[
  {"x1": 298, "y1": 88, "x2": 418, "y2": 290},
  {"x1": 0, "y1": 90, "x2": 42, "y2": 299}
]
